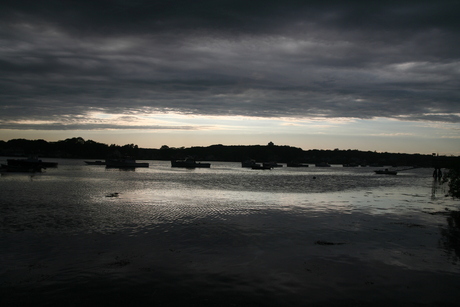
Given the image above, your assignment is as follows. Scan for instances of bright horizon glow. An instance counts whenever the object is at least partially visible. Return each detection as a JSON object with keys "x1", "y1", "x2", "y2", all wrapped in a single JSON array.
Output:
[{"x1": 1, "y1": 113, "x2": 459, "y2": 155}]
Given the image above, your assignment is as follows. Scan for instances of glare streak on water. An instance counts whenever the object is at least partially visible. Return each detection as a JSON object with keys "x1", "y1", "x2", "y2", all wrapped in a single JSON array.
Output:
[{"x1": 0, "y1": 158, "x2": 459, "y2": 306}]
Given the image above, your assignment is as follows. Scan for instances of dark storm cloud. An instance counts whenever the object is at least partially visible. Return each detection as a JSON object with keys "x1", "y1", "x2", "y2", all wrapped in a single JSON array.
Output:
[{"x1": 1, "y1": 0, "x2": 460, "y2": 129}]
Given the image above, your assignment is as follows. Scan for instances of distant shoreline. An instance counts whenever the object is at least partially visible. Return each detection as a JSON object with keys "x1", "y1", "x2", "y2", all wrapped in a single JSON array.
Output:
[{"x1": 1, "y1": 137, "x2": 458, "y2": 167}]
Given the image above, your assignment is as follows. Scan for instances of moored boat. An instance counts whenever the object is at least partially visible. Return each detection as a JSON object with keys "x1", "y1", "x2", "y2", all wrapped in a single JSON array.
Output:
[
  {"x1": 263, "y1": 162, "x2": 282, "y2": 168},
  {"x1": 287, "y1": 161, "x2": 309, "y2": 167},
  {"x1": 251, "y1": 164, "x2": 272, "y2": 170},
  {"x1": 242, "y1": 160, "x2": 257, "y2": 168},
  {"x1": 7, "y1": 156, "x2": 58, "y2": 168}
]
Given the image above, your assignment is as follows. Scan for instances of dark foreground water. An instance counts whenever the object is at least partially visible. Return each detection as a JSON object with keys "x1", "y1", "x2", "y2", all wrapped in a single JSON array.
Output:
[{"x1": 1, "y1": 159, "x2": 459, "y2": 306}]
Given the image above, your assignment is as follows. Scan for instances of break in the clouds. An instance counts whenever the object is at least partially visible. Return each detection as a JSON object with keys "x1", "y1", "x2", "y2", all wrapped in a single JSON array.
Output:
[{"x1": 1, "y1": 0, "x2": 460, "y2": 131}]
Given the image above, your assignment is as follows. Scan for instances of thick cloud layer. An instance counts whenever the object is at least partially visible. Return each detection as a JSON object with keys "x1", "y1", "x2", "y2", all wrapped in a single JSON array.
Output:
[{"x1": 1, "y1": 0, "x2": 459, "y2": 130}]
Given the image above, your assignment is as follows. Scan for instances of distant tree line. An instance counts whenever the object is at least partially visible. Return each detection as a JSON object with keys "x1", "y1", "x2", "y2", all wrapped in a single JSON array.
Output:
[{"x1": 0, "y1": 137, "x2": 458, "y2": 168}]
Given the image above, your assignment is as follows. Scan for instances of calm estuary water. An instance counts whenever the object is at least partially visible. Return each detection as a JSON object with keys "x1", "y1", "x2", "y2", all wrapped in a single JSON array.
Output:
[{"x1": 1, "y1": 158, "x2": 459, "y2": 306}]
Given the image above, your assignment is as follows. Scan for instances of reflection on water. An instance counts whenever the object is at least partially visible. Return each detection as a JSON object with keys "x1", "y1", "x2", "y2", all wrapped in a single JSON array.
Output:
[
  {"x1": 1, "y1": 159, "x2": 459, "y2": 306},
  {"x1": 431, "y1": 178, "x2": 448, "y2": 200},
  {"x1": 440, "y1": 210, "x2": 460, "y2": 262}
]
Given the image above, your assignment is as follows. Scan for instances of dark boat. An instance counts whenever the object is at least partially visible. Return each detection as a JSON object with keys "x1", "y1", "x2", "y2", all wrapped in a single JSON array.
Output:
[
  {"x1": 171, "y1": 158, "x2": 211, "y2": 168},
  {"x1": 251, "y1": 164, "x2": 272, "y2": 170},
  {"x1": 7, "y1": 156, "x2": 58, "y2": 168},
  {"x1": 315, "y1": 162, "x2": 331, "y2": 167},
  {"x1": 263, "y1": 162, "x2": 283, "y2": 168},
  {"x1": 242, "y1": 160, "x2": 257, "y2": 168}
]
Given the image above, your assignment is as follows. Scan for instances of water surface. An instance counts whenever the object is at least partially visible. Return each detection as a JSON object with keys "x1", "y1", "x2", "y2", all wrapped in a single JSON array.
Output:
[{"x1": 1, "y1": 159, "x2": 458, "y2": 306}]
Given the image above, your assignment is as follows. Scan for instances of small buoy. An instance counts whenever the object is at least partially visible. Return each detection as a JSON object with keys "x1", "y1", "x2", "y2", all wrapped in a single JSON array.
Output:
[{"x1": 312, "y1": 176, "x2": 316, "y2": 179}]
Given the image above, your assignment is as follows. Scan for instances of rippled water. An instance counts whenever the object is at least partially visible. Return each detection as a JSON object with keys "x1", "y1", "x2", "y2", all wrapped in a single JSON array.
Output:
[{"x1": 1, "y1": 159, "x2": 459, "y2": 306}]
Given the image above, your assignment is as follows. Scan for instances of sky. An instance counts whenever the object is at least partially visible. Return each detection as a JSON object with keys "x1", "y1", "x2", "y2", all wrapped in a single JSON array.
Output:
[{"x1": 1, "y1": 1, "x2": 459, "y2": 155}]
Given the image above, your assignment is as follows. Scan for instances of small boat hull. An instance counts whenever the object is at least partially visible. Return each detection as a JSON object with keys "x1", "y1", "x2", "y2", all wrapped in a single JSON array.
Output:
[
  {"x1": 287, "y1": 162, "x2": 309, "y2": 167},
  {"x1": 251, "y1": 164, "x2": 272, "y2": 170},
  {"x1": 171, "y1": 160, "x2": 211, "y2": 168},
  {"x1": 7, "y1": 158, "x2": 57, "y2": 168}
]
